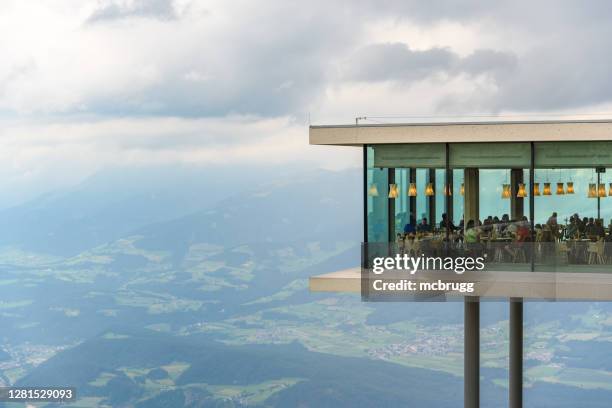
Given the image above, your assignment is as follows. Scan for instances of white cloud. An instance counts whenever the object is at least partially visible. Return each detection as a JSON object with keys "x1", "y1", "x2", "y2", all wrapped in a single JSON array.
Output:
[
  {"x1": 0, "y1": 114, "x2": 361, "y2": 205},
  {"x1": 3, "y1": 0, "x2": 612, "y2": 201}
]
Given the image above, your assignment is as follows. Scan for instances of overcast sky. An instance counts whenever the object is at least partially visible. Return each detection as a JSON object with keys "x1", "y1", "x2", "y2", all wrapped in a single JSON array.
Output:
[{"x1": 3, "y1": 0, "x2": 612, "y2": 204}]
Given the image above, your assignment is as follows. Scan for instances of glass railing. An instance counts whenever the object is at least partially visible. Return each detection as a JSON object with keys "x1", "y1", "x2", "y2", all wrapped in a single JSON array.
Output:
[{"x1": 361, "y1": 239, "x2": 612, "y2": 302}]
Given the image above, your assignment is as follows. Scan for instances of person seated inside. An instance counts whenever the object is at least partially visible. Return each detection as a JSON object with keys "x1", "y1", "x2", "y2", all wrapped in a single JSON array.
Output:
[
  {"x1": 546, "y1": 212, "x2": 559, "y2": 239},
  {"x1": 505, "y1": 216, "x2": 531, "y2": 261},
  {"x1": 593, "y1": 219, "x2": 606, "y2": 240},
  {"x1": 541, "y1": 225, "x2": 555, "y2": 243},
  {"x1": 517, "y1": 217, "x2": 531, "y2": 240},
  {"x1": 464, "y1": 220, "x2": 484, "y2": 257},
  {"x1": 416, "y1": 217, "x2": 431, "y2": 233},
  {"x1": 491, "y1": 216, "x2": 502, "y2": 237},
  {"x1": 464, "y1": 220, "x2": 480, "y2": 243},
  {"x1": 439, "y1": 213, "x2": 456, "y2": 231},
  {"x1": 580, "y1": 217, "x2": 589, "y2": 237},
  {"x1": 567, "y1": 216, "x2": 580, "y2": 239},
  {"x1": 403, "y1": 216, "x2": 416, "y2": 235},
  {"x1": 585, "y1": 217, "x2": 597, "y2": 240},
  {"x1": 606, "y1": 223, "x2": 612, "y2": 242},
  {"x1": 482, "y1": 216, "x2": 493, "y2": 237},
  {"x1": 534, "y1": 224, "x2": 543, "y2": 241}
]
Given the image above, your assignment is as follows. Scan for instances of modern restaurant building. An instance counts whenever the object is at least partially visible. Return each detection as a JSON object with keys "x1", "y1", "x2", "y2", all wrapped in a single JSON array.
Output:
[{"x1": 308, "y1": 119, "x2": 612, "y2": 408}]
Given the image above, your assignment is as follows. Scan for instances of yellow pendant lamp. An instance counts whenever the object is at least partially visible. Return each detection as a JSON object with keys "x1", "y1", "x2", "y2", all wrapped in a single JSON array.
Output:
[
  {"x1": 543, "y1": 183, "x2": 552, "y2": 196},
  {"x1": 501, "y1": 184, "x2": 511, "y2": 199},
  {"x1": 556, "y1": 182, "x2": 565, "y2": 195},
  {"x1": 588, "y1": 183, "x2": 597, "y2": 198},
  {"x1": 425, "y1": 183, "x2": 435, "y2": 196},
  {"x1": 460, "y1": 183, "x2": 465, "y2": 196},
  {"x1": 533, "y1": 183, "x2": 541, "y2": 196},
  {"x1": 388, "y1": 184, "x2": 398, "y2": 198},
  {"x1": 368, "y1": 184, "x2": 379, "y2": 197},
  {"x1": 598, "y1": 183, "x2": 607, "y2": 198},
  {"x1": 609, "y1": 183, "x2": 612, "y2": 196},
  {"x1": 444, "y1": 184, "x2": 452, "y2": 196},
  {"x1": 408, "y1": 182, "x2": 417, "y2": 197},
  {"x1": 566, "y1": 182, "x2": 575, "y2": 194},
  {"x1": 516, "y1": 183, "x2": 527, "y2": 198},
  {"x1": 501, "y1": 170, "x2": 511, "y2": 199}
]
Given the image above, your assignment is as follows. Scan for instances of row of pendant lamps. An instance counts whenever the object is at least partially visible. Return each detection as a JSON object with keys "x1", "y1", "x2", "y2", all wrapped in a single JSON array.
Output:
[
  {"x1": 369, "y1": 182, "x2": 438, "y2": 198},
  {"x1": 500, "y1": 182, "x2": 573, "y2": 198},
  {"x1": 587, "y1": 183, "x2": 612, "y2": 198},
  {"x1": 370, "y1": 182, "x2": 612, "y2": 198}
]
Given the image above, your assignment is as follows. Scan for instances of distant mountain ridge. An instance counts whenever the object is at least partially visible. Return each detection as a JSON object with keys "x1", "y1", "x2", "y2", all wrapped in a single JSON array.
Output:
[{"x1": 0, "y1": 163, "x2": 351, "y2": 255}]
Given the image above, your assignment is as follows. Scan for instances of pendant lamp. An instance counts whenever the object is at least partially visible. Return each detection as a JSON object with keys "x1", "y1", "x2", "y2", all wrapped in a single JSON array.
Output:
[
  {"x1": 425, "y1": 183, "x2": 435, "y2": 196},
  {"x1": 501, "y1": 184, "x2": 511, "y2": 199},
  {"x1": 388, "y1": 184, "x2": 398, "y2": 198},
  {"x1": 556, "y1": 183, "x2": 565, "y2": 195},
  {"x1": 368, "y1": 184, "x2": 379, "y2": 197},
  {"x1": 408, "y1": 182, "x2": 417, "y2": 197},
  {"x1": 598, "y1": 183, "x2": 607, "y2": 198}
]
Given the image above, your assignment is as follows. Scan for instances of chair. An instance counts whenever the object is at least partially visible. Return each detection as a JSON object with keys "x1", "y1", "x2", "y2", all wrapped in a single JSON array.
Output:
[
  {"x1": 556, "y1": 242, "x2": 569, "y2": 264},
  {"x1": 596, "y1": 239, "x2": 606, "y2": 264},
  {"x1": 587, "y1": 240, "x2": 606, "y2": 265}
]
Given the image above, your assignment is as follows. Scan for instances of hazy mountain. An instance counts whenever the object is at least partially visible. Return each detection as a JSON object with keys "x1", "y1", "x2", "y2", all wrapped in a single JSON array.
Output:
[
  {"x1": 132, "y1": 168, "x2": 362, "y2": 259},
  {"x1": 0, "y1": 163, "x2": 327, "y2": 256}
]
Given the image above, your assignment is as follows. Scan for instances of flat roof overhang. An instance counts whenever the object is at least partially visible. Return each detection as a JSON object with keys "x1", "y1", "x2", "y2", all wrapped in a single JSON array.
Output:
[
  {"x1": 310, "y1": 268, "x2": 612, "y2": 301},
  {"x1": 309, "y1": 119, "x2": 612, "y2": 146}
]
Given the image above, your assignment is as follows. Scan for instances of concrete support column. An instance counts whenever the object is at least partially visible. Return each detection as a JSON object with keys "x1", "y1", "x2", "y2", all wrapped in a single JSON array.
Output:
[
  {"x1": 465, "y1": 297, "x2": 480, "y2": 408},
  {"x1": 464, "y1": 169, "x2": 480, "y2": 407},
  {"x1": 510, "y1": 169, "x2": 524, "y2": 220},
  {"x1": 509, "y1": 298, "x2": 523, "y2": 408},
  {"x1": 464, "y1": 168, "x2": 479, "y2": 229}
]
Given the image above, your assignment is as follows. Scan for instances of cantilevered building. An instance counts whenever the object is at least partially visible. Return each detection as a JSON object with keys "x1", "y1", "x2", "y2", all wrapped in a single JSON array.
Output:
[{"x1": 309, "y1": 119, "x2": 612, "y2": 408}]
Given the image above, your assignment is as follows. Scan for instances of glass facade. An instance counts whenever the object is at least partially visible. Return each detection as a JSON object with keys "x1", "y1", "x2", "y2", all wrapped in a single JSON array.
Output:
[
  {"x1": 366, "y1": 147, "x2": 389, "y2": 243},
  {"x1": 365, "y1": 141, "x2": 612, "y2": 271}
]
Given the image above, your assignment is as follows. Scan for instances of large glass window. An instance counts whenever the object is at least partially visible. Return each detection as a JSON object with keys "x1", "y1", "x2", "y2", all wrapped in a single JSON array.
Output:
[
  {"x1": 452, "y1": 169, "x2": 464, "y2": 226},
  {"x1": 394, "y1": 168, "x2": 410, "y2": 237},
  {"x1": 366, "y1": 147, "x2": 388, "y2": 243},
  {"x1": 479, "y1": 169, "x2": 511, "y2": 221},
  {"x1": 366, "y1": 141, "x2": 612, "y2": 267},
  {"x1": 435, "y1": 168, "x2": 446, "y2": 228},
  {"x1": 415, "y1": 169, "x2": 429, "y2": 224},
  {"x1": 533, "y1": 168, "x2": 595, "y2": 225}
]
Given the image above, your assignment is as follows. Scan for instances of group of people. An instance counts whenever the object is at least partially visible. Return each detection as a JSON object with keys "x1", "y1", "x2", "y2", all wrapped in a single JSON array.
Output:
[
  {"x1": 565, "y1": 214, "x2": 610, "y2": 240},
  {"x1": 402, "y1": 213, "x2": 531, "y2": 244},
  {"x1": 397, "y1": 211, "x2": 612, "y2": 265},
  {"x1": 402, "y1": 211, "x2": 612, "y2": 243}
]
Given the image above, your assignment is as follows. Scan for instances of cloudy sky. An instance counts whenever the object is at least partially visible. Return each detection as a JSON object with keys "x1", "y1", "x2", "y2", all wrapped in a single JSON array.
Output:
[{"x1": 3, "y1": 0, "x2": 612, "y2": 204}]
